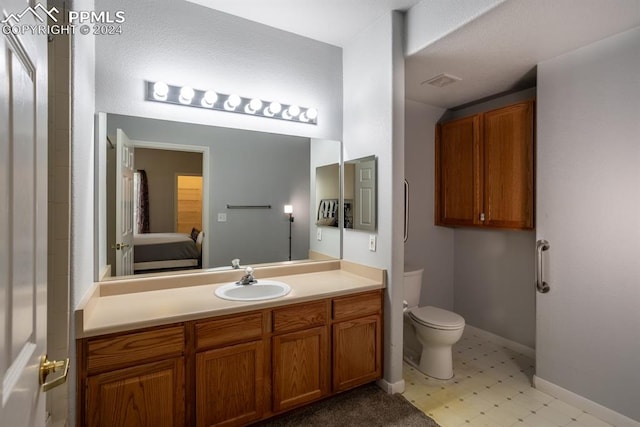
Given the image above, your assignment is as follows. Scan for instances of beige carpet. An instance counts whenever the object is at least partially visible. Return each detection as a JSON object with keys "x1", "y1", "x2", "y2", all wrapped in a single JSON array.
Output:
[{"x1": 255, "y1": 383, "x2": 441, "y2": 426}]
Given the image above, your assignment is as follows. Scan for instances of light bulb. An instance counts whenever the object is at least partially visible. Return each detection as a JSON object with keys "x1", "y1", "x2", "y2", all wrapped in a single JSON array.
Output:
[
  {"x1": 245, "y1": 98, "x2": 263, "y2": 114},
  {"x1": 265, "y1": 101, "x2": 282, "y2": 117},
  {"x1": 300, "y1": 107, "x2": 318, "y2": 123},
  {"x1": 305, "y1": 108, "x2": 318, "y2": 120},
  {"x1": 284, "y1": 205, "x2": 293, "y2": 214},
  {"x1": 201, "y1": 90, "x2": 218, "y2": 108},
  {"x1": 287, "y1": 105, "x2": 300, "y2": 117},
  {"x1": 179, "y1": 86, "x2": 194, "y2": 104},
  {"x1": 225, "y1": 93, "x2": 241, "y2": 110},
  {"x1": 153, "y1": 81, "x2": 169, "y2": 100}
]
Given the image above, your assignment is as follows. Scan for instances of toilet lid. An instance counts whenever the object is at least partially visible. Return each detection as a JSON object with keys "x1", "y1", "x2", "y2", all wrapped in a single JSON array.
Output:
[{"x1": 409, "y1": 306, "x2": 465, "y2": 330}]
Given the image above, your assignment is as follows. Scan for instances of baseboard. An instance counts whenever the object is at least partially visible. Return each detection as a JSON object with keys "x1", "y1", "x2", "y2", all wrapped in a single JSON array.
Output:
[
  {"x1": 464, "y1": 324, "x2": 535, "y2": 359},
  {"x1": 533, "y1": 376, "x2": 640, "y2": 427},
  {"x1": 376, "y1": 378, "x2": 405, "y2": 394}
]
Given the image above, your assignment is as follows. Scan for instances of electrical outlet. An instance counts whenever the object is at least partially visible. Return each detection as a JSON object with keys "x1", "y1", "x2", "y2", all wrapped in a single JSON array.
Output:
[
  {"x1": 368, "y1": 235, "x2": 377, "y2": 252},
  {"x1": 217, "y1": 213, "x2": 227, "y2": 222},
  {"x1": 316, "y1": 228, "x2": 322, "y2": 241}
]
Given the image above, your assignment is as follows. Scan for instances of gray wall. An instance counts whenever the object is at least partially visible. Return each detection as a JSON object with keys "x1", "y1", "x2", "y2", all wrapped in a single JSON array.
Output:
[
  {"x1": 453, "y1": 230, "x2": 535, "y2": 347},
  {"x1": 69, "y1": 1, "x2": 95, "y2": 424},
  {"x1": 536, "y1": 27, "x2": 640, "y2": 421},
  {"x1": 134, "y1": 149, "x2": 203, "y2": 233},
  {"x1": 107, "y1": 114, "x2": 311, "y2": 268},
  {"x1": 343, "y1": 11, "x2": 405, "y2": 391},
  {"x1": 404, "y1": 100, "x2": 453, "y2": 310}
]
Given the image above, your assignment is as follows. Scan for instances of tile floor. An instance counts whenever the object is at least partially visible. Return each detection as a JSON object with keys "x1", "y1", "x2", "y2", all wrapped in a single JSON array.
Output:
[{"x1": 402, "y1": 330, "x2": 612, "y2": 427}]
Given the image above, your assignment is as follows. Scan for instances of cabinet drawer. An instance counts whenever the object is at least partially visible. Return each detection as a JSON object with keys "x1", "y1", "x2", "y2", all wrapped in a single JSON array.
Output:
[
  {"x1": 332, "y1": 291, "x2": 382, "y2": 321},
  {"x1": 86, "y1": 326, "x2": 184, "y2": 374},
  {"x1": 273, "y1": 300, "x2": 327, "y2": 333},
  {"x1": 196, "y1": 311, "x2": 263, "y2": 350}
]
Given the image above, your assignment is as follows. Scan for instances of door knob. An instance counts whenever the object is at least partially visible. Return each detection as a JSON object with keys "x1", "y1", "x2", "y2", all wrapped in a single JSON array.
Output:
[{"x1": 39, "y1": 355, "x2": 69, "y2": 392}]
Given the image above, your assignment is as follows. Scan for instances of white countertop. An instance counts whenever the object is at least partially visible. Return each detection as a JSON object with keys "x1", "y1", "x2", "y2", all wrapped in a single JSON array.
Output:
[{"x1": 76, "y1": 261, "x2": 385, "y2": 338}]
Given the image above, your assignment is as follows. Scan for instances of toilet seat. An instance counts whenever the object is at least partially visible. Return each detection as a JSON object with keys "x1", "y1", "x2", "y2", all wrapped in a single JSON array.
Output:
[{"x1": 409, "y1": 306, "x2": 465, "y2": 330}]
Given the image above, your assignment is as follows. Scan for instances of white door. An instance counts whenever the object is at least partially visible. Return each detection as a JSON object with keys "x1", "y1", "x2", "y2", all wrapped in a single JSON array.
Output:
[
  {"x1": 115, "y1": 129, "x2": 135, "y2": 276},
  {"x1": 354, "y1": 158, "x2": 376, "y2": 231},
  {"x1": 0, "y1": 4, "x2": 49, "y2": 426}
]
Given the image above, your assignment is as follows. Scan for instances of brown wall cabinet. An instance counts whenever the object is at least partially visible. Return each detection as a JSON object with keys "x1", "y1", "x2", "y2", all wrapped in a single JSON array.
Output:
[
  {"x1": 435, "y1": 100, "x2": 535, "y2": 230},
  {"x1": 77, "y1": 290, "x2": 383, "y2": 427}
]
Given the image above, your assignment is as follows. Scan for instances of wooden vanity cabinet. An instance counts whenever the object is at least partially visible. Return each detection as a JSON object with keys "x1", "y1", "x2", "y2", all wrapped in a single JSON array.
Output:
[
  {"x1": 78, "y1": 326, "x2": 186, "y2": 427},
  {"x1": 271, "y1": 300, "x2": 330, "y2": 413},
  {"x1": 436, "y1": 100, "x2": 534, "y2": 230},
  {"x1": 331, "y1": 290, "x2": 383, "y2": 392},
  {"x1": 77, "y1": 290, "x2": 384, "y2": 427},
  {"x1": 194, "y1": 311, "x2": 266, "y2": 427}
]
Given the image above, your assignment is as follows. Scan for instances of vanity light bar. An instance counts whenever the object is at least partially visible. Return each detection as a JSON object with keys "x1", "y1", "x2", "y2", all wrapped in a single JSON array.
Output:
[{"x1": 144, "y1": 81, "x2": 318, "y2": 125}]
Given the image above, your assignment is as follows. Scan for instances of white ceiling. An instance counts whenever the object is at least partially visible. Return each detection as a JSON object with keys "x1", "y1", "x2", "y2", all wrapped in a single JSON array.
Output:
[
  {"x1": 407, "y1": 0, "x2": 640, "y2": 108},
  {"x1": 186, "y1": 0, "x2": 422, "y2": 47},
  {"x1": 187, "y1": 0, "x2": 640, "y2": 109}
]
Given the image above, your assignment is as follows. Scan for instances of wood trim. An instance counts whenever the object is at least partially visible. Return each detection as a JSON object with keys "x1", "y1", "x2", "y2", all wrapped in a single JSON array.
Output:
[
  {"x1": 195, "y1": 311, "x2": 263, "y2": 350},
  {"x1": 332, "y1": 290, "x2": 382, "y2": 321},
  {"x1": 86, "y1": 325, "x2": 184, "y2": 374},
  {"x1": 184, "y1": 322, "x2": 196, "y2": 427},
  {"x1": 272, "y1": 300, "x2": 327, "y2": 333},
  {"x1": 434, "y1": 123, "x2": 443, "y2": 225},
  {"x1": 474, "y1": 113, "x2": 483, "y2": 226}
]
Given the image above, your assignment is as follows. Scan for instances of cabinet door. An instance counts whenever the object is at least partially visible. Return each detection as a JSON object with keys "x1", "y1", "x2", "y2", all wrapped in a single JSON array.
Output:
[
  {"x1": 436, "y1": 115, "x2": 481, "y2": 226},
  {"x1": 86, "y1": 358, "x2": 185, "y2": 427},
  {"x1": 272, "y1": 326, "x2": 329, "y2": 412},
  {"x1": 483, "y1": 101, "x2": 534, "y2": 229},
  {"x1": 333, "y1": 314, "x2": 381, "y2": 392},
  {"x1": 196, "y1": 341, "x2": 264, "y2": 427}
]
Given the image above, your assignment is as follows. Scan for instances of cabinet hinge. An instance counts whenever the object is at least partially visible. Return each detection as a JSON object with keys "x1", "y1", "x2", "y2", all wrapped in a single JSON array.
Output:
[{"x1": 480, "y1": 213, "x2": 485, "y2": 221}]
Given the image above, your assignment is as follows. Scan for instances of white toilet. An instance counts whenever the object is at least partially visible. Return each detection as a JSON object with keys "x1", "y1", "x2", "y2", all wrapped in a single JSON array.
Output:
[{"x1": 403, "y1": 268, "x2": 465, "y2": 380}]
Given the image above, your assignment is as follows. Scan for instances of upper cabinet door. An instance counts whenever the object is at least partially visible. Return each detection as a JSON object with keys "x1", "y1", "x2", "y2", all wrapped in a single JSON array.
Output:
[
  {"x1": 436, "y1": 115, "x2": 481, "y2": 226},
  {"x1": 483, "y1": 101, "x2": 534, "y2": 229}
]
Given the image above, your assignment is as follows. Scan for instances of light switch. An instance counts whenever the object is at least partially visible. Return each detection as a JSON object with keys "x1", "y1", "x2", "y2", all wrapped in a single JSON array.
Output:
[
  {"x1": 368, "y1": 235, "x2": 377, "y2": 252},
  {"x1": 217, "y1": 213, "x2": 227, "y2": 222},
  {"x1": 317, "y1": 228, "x2": 322, "y2": 241}
]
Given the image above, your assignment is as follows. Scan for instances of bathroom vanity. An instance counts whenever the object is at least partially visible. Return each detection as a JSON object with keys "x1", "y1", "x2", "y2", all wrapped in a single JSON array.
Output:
[{"x1": 75, "y1": 261, "x2": 384, "y2": 426}]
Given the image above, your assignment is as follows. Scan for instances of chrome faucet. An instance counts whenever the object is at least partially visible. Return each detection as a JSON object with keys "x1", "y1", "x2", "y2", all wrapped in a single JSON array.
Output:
[
  {"x1": 236, "y1": 266, "x2": 257, "y2": 285},
  {"x1": 231, "y1": 258, "x2": 241, "y2": 269}
]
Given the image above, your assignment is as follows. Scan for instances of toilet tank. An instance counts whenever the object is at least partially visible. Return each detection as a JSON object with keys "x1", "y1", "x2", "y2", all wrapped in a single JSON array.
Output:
[{"x1": 403, "y1": 268, "x2": 424, "y2": 308}]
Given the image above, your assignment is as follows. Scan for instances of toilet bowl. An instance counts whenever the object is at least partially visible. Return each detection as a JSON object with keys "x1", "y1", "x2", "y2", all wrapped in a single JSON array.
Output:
[{"x1": 403, "y1": 268, "x2": 465, "y2": 380}]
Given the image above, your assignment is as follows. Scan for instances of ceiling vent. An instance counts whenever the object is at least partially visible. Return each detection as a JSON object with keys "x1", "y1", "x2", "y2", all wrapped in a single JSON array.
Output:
[{"x1": 421, "y1": 73, "x2": 462, "y2": 88}]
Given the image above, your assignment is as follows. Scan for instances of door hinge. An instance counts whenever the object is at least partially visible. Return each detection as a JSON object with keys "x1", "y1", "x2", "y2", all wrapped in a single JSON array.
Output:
[{"x1": 111, "y1": 242, "x2": 131, "y2": 250}]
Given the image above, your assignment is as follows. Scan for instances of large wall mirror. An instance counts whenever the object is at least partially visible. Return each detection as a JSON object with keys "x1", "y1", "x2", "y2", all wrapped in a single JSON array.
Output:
[{"x1": 95, "y1": 113, "x2": 342, "y2": 280}]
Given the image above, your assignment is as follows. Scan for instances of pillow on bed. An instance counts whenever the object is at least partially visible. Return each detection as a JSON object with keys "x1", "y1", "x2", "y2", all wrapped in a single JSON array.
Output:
[
  {"x1": 190, "y1": 228, "x2": 200, "y2": 242},
  {"x1": 196, "y1": 231, "x2": 204, "y2": 252}
]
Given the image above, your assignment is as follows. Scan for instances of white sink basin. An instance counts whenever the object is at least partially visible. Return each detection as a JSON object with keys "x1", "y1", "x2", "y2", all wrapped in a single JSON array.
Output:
[{"x1": 215, "y1": 280, "x2": 291, "y2": 301}]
